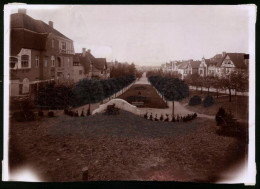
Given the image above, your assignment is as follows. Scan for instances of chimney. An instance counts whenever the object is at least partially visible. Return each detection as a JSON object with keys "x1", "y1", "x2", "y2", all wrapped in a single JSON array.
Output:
[
  {"x1": 87, "y1": 49, "x2": 91, "y2": 53},
  {"x1": 49, "y1": 21, "x2": 53, "y2": 28},
  {"x1": 82, "y1": 48, "x2": 86, "y2": 57},
  {"x1": 18, "y1": 8, "x2": 27, "y2": 15},
  {"x1": 222, "y1": 51, "x2": 226, "y2": 57}
]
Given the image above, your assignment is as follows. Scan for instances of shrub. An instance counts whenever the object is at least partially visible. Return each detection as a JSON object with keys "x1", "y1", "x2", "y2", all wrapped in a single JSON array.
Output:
[
  {"x1": 160, "y1": 114, "x2": 164, "y2": 121},
  {"x1": 149, "y1": 113, "x2": 153, "y2": 121},
  {"x1": 203, "y1": 95, "x2": 214, "y2": 107},
  {"x1": 144, "y1": 112, "x2": 148, "y2": 119},
  {"x1": 38, "y1": 110, "x2": 44, "y2": 117},
  {"x1": 48, "y1": 111, "x2": 54, "y2": 117},
  {"x1": 13, "y1": 111, "x2": 36, "y2": 122},
  {"x1": 106, "y1": 104, "x2": 119, "y2": 115},
  {"x1": 154, "y1": 114, "x2": 159, "y2": 121},
  {"x1": 171, "y1": 116, "x2": 176, "y2": 122},
  {"x1": 64, "y1": 109, "x2": 69, "y2": 115},
  {"x1": 188, "y1": 95, "x2": 202, "y2": 106}
]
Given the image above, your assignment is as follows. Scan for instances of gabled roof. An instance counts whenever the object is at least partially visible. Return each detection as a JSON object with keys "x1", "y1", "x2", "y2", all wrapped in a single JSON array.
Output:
[
  {"x1": 178, "y1": 61, "x2": 190, "y2": 69},
  {"x1": 11, "y1": 28, "x2": 48, "y2": 56},
  {"x1": 94, "y1": 58, "x2": 107, "y2": 70},
  {"x1": 11, "y1": 13, "x2": 71, "y2": 40},
  {"x1": 73, "y1": 51, "x2": 96, "y2": 74},
  {"x1": 216, "y1": 53, "x2": 248, "y2": 69},
  {"x1": 190, "y1": 61, "x2": 201, "y2": 69}
]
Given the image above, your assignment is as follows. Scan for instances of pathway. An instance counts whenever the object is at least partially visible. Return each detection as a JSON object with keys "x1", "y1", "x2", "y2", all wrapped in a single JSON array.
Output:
[
  {"x1": 130, "y1": 72, "x2": 214, "y2": 119},
  {"x1": 72, "y1": 72, "x2": 215, "y2": 120}
]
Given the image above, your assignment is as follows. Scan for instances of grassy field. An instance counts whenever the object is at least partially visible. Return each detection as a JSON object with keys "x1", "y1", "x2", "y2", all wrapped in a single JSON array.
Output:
[
  {"x1": 9, "y1": 110, "x2": 247, "y2": 182},
  {"x1": 117, "y1": 84, "x2": 168, "y2": 108},
  {"x1": 180, "y1": 90, "x2": 248, "y2": 120}
]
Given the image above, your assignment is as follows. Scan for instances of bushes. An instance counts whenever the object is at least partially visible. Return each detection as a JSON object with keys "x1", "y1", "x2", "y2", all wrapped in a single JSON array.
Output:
[
  {"x1": 203, "y1": 95, "x2": 214, "y2": 107},
  {"x1": 215, "y1": 107, "x2": 245, "y2": 138},
  {"x1": 106, "y1": 104, "x2": 119, "y2": 115},
  {"x1": 48, "y1": 111, "x2": 54, "y2": 117},
  {"x1": 148, "y1": 76, "x2": 189, "y2": 101},
  {"x1": 13, "y1": 111, "x2": 36, "y2": 122},
  {"x1": 189, "y1": 95, "x2": 202, "y2": 106},
  {"x1": 36, "y1": 83, "x2": 76, "y2": 109},
  {"x1": 13, "y1": 100, "x2": 36, "y2": 122}
]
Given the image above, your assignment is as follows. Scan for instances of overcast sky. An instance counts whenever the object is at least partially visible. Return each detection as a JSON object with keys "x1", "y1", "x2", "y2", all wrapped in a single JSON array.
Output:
[{"x1": 9, "y1": 5, "x2": 254, "y2": 66}]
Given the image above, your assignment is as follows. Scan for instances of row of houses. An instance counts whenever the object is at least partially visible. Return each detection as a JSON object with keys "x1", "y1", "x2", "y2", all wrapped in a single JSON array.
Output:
[
  {"x1": 9, "y1": 9, "x2": 111, "y2": 97},
  {"x1": 161, "y1": 52, "x2": 249, "y2": 80}
]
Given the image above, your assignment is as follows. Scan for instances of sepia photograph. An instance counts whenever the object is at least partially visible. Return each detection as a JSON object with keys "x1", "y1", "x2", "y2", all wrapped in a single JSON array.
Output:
[{"x1": 3, "y1": 4, "x2": 256, "y2": 183}]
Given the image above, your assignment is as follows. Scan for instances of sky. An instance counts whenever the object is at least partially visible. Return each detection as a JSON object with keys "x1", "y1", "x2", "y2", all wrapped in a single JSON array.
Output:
[{"x1": 9, "y1": 5, "x2": 254, "y2": 66}]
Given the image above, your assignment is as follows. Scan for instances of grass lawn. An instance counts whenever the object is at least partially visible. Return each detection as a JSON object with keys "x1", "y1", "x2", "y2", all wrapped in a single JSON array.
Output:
[
  {"x1": 180, "y1": 90, "x2": 248, "y2": 120},
  {"x1": 9, "y1": 110, "x2": 247, "y2": 182},
  {"x1": 117, "y1": 84, "x2": 168, "y2": 108}
]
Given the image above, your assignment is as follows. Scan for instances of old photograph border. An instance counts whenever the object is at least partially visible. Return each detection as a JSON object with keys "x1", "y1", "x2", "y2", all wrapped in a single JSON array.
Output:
[{"x1": 1, "y1": 2, "x2": 258, "y2": 187}]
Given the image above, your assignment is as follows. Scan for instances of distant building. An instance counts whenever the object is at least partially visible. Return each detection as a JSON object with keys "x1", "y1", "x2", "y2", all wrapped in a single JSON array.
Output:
[
  {"x1": 10, "y1": 9, "x2": 74, "y2": 96},
  {"x1": 73, "y1": 48, "x2": 109, "y2": 80},
  {"x1": 161, "y1": 51, "x2": 249, "y2": 80}
]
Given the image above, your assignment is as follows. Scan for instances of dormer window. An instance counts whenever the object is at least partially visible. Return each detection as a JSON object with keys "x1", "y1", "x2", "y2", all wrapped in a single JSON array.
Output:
[
  {"x1": 21, "y1": 55, "x2": 29, "y2": 68},
  {"x1": 10, "y1": 57, "x2": 18, "y2": 69}
]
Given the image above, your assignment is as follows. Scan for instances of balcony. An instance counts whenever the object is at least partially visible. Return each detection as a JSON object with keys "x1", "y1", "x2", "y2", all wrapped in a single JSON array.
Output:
[{"x1": 59, "y1": 49, "x2": 74, "y2": 55}]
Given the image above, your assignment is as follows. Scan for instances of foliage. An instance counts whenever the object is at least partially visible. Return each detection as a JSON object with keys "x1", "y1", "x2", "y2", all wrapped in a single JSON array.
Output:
[
  {"x1": 36, "y1": 82, "x2": 76, "y2": 109},
  {"x1": 148, "y1": 76, "x2": 189, "y2": 101},
  {"x1": 188, "y1": 95, "x2": 202, "y2": 106},
  {"x1": 48, "y1": 111, "x2": 54, "y2": 117},
  {"x1": 110, "y1": 62, "x2": 140, "y2": 78},
  {"x1": 105, "y1": 104, "x2": 120, "y2": 115},
  {"x1": 203, "y1": 95, "x2": 215, "y2": 107},
  {"x1": 147, "y1": 69, "x2": 181, "y2": 79},
  {"x1": 13, "y1": 99, "x2": 36, "y2": 122}
]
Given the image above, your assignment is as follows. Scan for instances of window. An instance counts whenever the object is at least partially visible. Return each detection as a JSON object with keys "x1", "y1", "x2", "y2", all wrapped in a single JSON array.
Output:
[
  {"x1": 10, "y1": 57, "x2": 18, "y2": 69},
  {"x1": 51, "y1": 56, "x2": 55, "y2": 67},
  {"x1": 200, "y1": 70, "x2": 203, "y2": 74},
  {"x1": 35, "y1": 56, "x2": 39, "y2": 68},
  {"x1": 21, "y1": 55, "x2": 29, "y2": 68},
  {"x1": 44, "y1": 59, "x2": 48, "y2": 67},
  {"x1": 57, "y1": 57, "x2": 62, "y2": 67},
  {"x1": 62, "y1": 42, "x2": 66, "y2": 50},
  {"x1": 52, "y1": 39, "x2": 55, "y2": 48}
]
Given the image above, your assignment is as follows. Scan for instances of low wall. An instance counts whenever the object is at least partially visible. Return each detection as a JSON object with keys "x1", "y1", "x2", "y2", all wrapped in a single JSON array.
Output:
[{"x1": 92, "y1": 98, "x2": 141, "y2": 116}]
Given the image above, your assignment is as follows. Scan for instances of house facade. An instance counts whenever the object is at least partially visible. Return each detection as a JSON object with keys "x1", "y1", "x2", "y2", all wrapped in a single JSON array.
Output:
[
  {"x1": 161, "y1": 52, "x2": 249, "y2": 80},
  {"x1": 10, "y1": 9, "x2": 75, "y2": 97}
]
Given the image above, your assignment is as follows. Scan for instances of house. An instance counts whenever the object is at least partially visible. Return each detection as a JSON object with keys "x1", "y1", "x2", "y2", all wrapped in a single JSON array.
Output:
[
  {"x1": 73, "y1": 48, "x2": 109, "y2": 80},
  {"x1": 93, "y1": 58, "x2": 109, "y2": 79},
  {"x1": 72, "y1": 48, "x2": 95, "y2": 82},
  {"x1": 215, "y1": 52, "x2": 249, "y2": 77},
  {"x1": 10, "y1": 9, "x2": 75, "y2": 97},
  {"x1": 198, "y1": 57, "x2": 209, "y2": 77},
  {"x1": 177, "y1": 60, "x2": 192, "y2": 80},
  {"x1": 189, "y1": 60, "x2": 201, "y2": 76}
]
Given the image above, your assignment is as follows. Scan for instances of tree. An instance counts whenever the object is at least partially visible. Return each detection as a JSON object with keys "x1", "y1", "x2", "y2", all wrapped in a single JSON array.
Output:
[
  {"x1": 203, "y1": 76, "x2": 214, "y2": 94},
  {"x1": 212, "y1": 76, "x2": 222, "y2": 98},
  {"x1": 221, "y1": 75, "x2": 233, "y2": 102}
]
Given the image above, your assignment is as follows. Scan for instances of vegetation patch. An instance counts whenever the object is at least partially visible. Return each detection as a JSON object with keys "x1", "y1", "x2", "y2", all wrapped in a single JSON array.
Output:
[
  {"x1": 203, "y1": 95, "x2": 215, "y2": 107},
  {"x1": 189, "y1": 95, "x2": 202, "y2": 106}
]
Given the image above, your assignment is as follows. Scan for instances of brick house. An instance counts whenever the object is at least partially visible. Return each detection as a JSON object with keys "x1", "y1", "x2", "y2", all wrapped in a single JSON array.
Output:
[
  {"x1": 73, "y1": 48, "x2": 109, "y2": 80},
  {"x1": 10, "y1": 9, "x2": 75, "y2": 97}
]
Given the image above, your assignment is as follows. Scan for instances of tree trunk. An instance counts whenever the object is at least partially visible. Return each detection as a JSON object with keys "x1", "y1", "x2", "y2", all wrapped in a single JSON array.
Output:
[
  {"x1": 207, "y1": 87, "x2": 209, "y2": 94},
  {"x1": 229, "y1": 88, "x2": 232, "y2": 102},
  {"x1": 201, "y1": 87, "x2": 203, "y2": 94},
  {"x1": 217, "y1": 89, "x2": 219, "y2": 99},
  {"x1": 172, "y1": 100, "x2": 174, "y2": 117}
]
